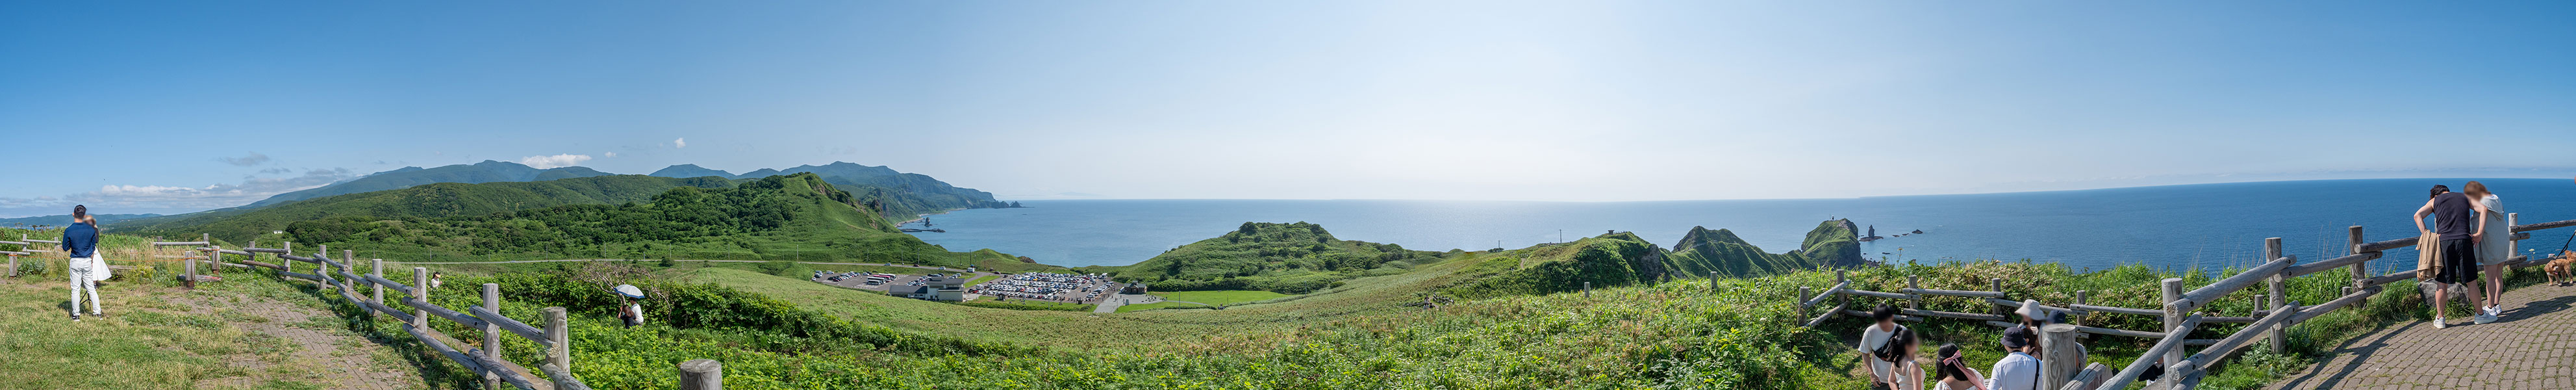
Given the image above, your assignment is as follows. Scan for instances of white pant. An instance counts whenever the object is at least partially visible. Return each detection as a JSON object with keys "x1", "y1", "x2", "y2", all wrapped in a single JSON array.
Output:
[{"x1": 68, "y1": 255, "x2": 101, "y2": 315}]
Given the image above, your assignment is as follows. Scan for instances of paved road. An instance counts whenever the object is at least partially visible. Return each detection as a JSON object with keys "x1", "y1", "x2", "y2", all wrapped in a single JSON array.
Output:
[{"x1": 2266, "y1": 281, "x2": 2576, "y2": 390}]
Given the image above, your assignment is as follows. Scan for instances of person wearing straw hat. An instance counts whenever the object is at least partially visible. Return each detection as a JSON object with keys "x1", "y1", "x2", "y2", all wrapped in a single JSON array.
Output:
[
  {"x1": 614, "y1": 285, "x2": 646, "y2": 328},
  {"x1": 63, "y1": 205, "x2": 105, "y2": 321}
]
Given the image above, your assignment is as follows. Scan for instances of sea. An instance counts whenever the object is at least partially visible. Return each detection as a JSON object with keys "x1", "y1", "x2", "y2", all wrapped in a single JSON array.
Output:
[{"x1": 908, "y1": 178, "x2": 2576, "y2": 274}]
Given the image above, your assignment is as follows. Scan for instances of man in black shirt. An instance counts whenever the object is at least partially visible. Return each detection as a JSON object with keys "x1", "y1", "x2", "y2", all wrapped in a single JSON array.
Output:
[{"x1": 2416, "y1": 185, "x2": 2492, "y2": 327}]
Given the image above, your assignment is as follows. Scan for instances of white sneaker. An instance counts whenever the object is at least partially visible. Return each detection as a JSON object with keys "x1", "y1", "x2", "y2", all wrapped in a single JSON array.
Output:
[
  {"x1": 2435, "y1": 317, "x2": 2447, "y2": 328},
  {"x1": 2475, "y1": 312, "x2": 2497, "y2": 324},
  {"x1": 2488, "y1": 305, "x2": 2503, "y2": 317}
]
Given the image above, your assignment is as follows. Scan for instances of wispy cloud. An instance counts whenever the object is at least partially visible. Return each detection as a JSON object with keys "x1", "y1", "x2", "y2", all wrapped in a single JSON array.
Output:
[
  {"x1": 673, "y1": 138, "x2": 687, "y2": 148},
  {"x1": 0, "y1": 168, "x2": 357, "y2": 216},
  {"x1": 259, "y1": 168, "x2": 294, "y2": 174},
  {"x1": 517, "y1": 154, "x2": 593, "y2": 169},
  {"x1": 217, "y1": 151, "x2": 271, "y2": 166},
  {"x1": 603, "y1": 151, "x2": 618, "y2": 158}
]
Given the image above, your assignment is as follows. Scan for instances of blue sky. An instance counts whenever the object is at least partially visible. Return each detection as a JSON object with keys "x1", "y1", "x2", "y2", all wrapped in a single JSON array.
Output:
[{"x1": 3, "y1": 1, "x2": 2572, "y2": 217}]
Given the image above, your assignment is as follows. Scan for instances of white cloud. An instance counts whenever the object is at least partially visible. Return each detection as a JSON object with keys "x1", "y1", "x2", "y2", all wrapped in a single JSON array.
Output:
[
  {"x1": 673, "y1": 138, "x2": 687, "y2": 148},
  {"x1": 517, "y1": 154, "x2": 594, "y2": 169},
  {"x1": 603, "y1": 151, "x2": 618, "y2": 158},
  {"x1": 217, "y1": 152, "x2": 271, "y2": 166},
  {"x1": 0, "y1": 168, "x2": 358, "y2": 216}
]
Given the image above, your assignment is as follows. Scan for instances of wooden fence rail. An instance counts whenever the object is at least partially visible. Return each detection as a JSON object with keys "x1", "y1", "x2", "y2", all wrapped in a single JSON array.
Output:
[{"x1": 1806, "y1": 213, "x2": 2576, "y2": 390}]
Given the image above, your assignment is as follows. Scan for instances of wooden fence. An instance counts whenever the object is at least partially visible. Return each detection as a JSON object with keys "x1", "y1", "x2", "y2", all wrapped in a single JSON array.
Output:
[
  {"x1": 1799, "y1": 213, "x2": 2576, "y2": 390},
  {"x1": 125, "y1": 238, "x2": 599, "y2": 390}
]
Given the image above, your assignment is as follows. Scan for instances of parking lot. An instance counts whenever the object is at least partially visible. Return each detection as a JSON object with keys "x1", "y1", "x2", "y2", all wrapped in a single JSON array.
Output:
[{"x1": 972, "y1": 272, "x2": 1117, "y2": 304}]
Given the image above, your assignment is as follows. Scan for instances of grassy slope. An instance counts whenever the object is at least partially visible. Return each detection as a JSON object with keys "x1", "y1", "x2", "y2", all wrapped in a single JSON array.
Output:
[
  {"x1": 1146, "y1": 290, "x2": 1291, "y2": 306},
  {"x1": 1092, "y1": 222, "x2": 1445, "y2": 294},
  {"x1": 0, "y1": 235, "x2": 459, "y2": 390},
  {"x1": 1667, "y1": 226, "x2": 1817, "y2": 278},
  {"x1": 120, "y1": 175, "x2": 733, "y2": 243}
]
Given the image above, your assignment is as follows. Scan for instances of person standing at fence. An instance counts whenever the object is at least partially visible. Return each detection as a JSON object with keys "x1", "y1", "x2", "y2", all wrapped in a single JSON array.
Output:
[
  {"x1": 2416, "y1": 184, "x2": 2492, "y2": 326},
  {"x1": 1860, "y1": 305, "x2": 1904, "y2": 389},
  {"x1": 1986, "y1": 325, "x2": 2040, "y2": 390},
  {"x1": 615, "y1": 284, "x2": 647, "y2": 328},
  {"x1": 2467, "y1": 181, "x2": 2511, "y2": 320},
  {"x1": 63, "y1": 205, "x2": 105, "y2": 321}
]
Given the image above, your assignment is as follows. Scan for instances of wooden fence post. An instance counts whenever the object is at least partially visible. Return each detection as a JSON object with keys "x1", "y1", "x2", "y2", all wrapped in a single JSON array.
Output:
[
  {"x1": 2348, "y1": 226, "x2": 2368, "y2": 288},
  {"x1": 283, "y1": 241, "x2": 294, "y2": 277},
  {"x1": 1906, "y1": 274, "x2": 1921, "y2": 313},
  {"x1": 410, "y1": 267, "x2": 429, "y2": 329},
  {"x1": 370, "y1": 259, "x2": 385, "y2": 310},
  {"x1": 1709, "y1": 271, "x2": 1718, "y2": 292},
  {"x1": 1583, "y1": 281, "x2": 1591, "y2": 298},
  {"x1": 2073, "y1": 291, "x2": 2090, "y2": 326},
  {"x1": 482, "y1": 283, "x2": 502, "y2": 390},
  {"x1": 1797, "y1": 286, "x2": 1812, "y2": 322},
  {"x1": 1990, "y1": 278, "x2": 2008, "y2": 320},
  {"x1": 545, "y1": 307, "x2": 570, "y2": 389},
  {"x1": 2265, "y1": 237, "x2": 2288, "y2": 354},
  {"x1": 206, "y1": 233, "x2": 221, "y2": 276},
  {"x1": 1836, "y1": 270, "x2": 1850, "y2": 315},
  {"x1": 2040, "y1": 322, "x2": 2084, "y2": 388},
  {"x1": 2160, "y1": 278, "x2": 2186, "y2": 369},
  {"x1": 679, "y1": 359, "x2": 723, "y2": 390}
]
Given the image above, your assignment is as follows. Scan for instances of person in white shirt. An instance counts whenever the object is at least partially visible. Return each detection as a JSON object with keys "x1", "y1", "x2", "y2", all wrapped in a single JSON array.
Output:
[
  {"x1": 1871, "y1": 326, "x2": 1925, "y2": 390},
  {"x1": 1858, "y1": 305, "x2": 1904, "y2": 389},
  {"x1": 1986, "y1": 326, "x2": 2041, "y2": 390}
]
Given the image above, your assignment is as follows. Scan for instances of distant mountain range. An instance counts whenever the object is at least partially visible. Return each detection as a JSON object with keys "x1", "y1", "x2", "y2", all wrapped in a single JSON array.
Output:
[
  {"x1": 110, "y1": 161, "x2": 1010, "y2": 238},
  {"x1": 0, "y1": 213, "x2": 163, "y2": 229}
]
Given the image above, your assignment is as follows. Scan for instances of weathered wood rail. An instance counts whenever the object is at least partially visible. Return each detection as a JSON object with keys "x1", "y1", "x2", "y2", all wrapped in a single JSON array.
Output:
[
  {"x1": 1799, "y1": 213, "x2": 2576, "y2": 390},
  {"x1": 129, "y1": 239, "x2": 600, "y2": 390}
]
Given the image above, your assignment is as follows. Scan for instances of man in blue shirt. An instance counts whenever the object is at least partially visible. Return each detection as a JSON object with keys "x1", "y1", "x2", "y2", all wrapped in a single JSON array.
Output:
[{"x1": 64, "y1": 205, "x2": 103, "y2": 321}]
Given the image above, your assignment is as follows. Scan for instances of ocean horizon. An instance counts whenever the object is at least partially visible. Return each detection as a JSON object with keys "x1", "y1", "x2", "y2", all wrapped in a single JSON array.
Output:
[{"x1": 911, "y1": 178, "x2": 2576, "y2": 273}]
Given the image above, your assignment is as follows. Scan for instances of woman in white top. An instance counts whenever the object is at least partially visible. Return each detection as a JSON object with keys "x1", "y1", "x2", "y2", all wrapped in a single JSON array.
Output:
[
  {"x1": 1871, "y1": 326, "x2": 1925, "y2": 390},
  {"x1": 2466, "y1": 181, "x2": 2510, "y2": 318}
]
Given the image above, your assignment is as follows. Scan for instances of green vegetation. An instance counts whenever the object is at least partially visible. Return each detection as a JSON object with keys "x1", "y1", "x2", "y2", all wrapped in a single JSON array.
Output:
[
  {"x1": 650, "y1": 162, "x2": 1014, "y2": 220},
  {"x1": 254, "y1": 174, "x2": 1059, "y2": 273},
  {"x1": 1146, "y1": 289, "x2": 1291, "y2": 306},
  {"x1": 1113, "y1": 301, "x2": 1206, "y2": 312},
  {"x1": 1799, "y1": 219, "x2": 1867, "y2": 266},
  {"x1": 1091, "y1": 222, "x2": 1446, "y2": 293},
  {"x1": 121, "y1": 175, "x2": 734, "y2": 244},
  {"x1": 244, "y1": 160, "x2": 615, "y2": 209},
  {"x1": 14, "y1": 226, "x2": 2498, "y2": 390},
  {"x1": 1667, "y1": 226, "x2": 1816, "y2": 277}
]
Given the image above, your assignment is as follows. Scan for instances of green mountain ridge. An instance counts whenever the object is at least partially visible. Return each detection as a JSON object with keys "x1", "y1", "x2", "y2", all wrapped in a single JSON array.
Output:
[
  {"x1": 1091, "y1": 222, "x2": 1446, "y2": 294},
  {"x1": 1103, "y1": 219, "x2": 1865, "y2": 297},
  {"x1": 280, "y1": 173, "x2": 1051, "y2": 271},
  {"x1": 122, "y1": 175, "x2": 735, "y2": 244}
]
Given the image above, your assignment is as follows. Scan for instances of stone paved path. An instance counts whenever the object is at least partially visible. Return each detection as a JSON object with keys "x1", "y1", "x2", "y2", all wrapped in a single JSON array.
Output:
[{"x1": 2266, "y1": 281, "x2": 2576, "y2": 390}]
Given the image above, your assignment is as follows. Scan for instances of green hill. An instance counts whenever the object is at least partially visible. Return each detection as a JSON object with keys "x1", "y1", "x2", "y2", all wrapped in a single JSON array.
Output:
[
  {"x1": 1094, "y1": 222, "x2": 1446, "y2": 293},
  {"x1": 279, "y1": 173, "x2": 1051, "y2": 271},
  {"x1": 1667, "y1": 226, "x2": 1817, "y2": 277},
  {"x1": 246, "y1": 160, "x2": 614, "y2": 208},
  {"x1": 1799, "y1": 218, "x2": 1869, "y2": 267},
  {"x1": 651, "y1": 162, "x2": 1011, "y2": 216},
  {"x1": 120, "y1": 175, "x2": 733, "y2": 244}
]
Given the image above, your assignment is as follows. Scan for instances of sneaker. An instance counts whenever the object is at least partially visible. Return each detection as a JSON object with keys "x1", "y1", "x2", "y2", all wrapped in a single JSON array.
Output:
[
  {"x1": 2435, "y1": 317, "x2": 2447, "y2": 329},
  {"x1": 2488, "y1": 305, "x2": 2503, "y2": 318},
  {"x1": 2475, "y1": 312, "x2": 2497, "y2": 324},
  {"x1": 70, "y1": 313, "x2": 80, "y2": 322}
]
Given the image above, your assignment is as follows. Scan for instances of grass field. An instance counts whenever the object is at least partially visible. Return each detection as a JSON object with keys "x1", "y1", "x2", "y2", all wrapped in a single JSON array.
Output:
[
  {"x1": 1144, "y1": 290, "x2": 1289, "y2": 306},
  {"x1": 1113, "y1": 301, "x2": 1206, "y2": 313},
  {"x1": 965, "y1": 275, "x2": 998, "y2": 285}
]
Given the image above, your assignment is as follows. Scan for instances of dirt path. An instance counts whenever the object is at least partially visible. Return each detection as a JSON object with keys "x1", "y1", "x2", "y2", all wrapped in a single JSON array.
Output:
[{"x1": 170, "y1": 289, "x2": 426, "y2": 390}]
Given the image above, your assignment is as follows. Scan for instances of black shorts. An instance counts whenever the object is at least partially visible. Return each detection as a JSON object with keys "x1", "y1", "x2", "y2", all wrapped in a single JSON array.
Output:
[{"x1": 2434, "y1": 239, "x2": 2482, "y2": 285}]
